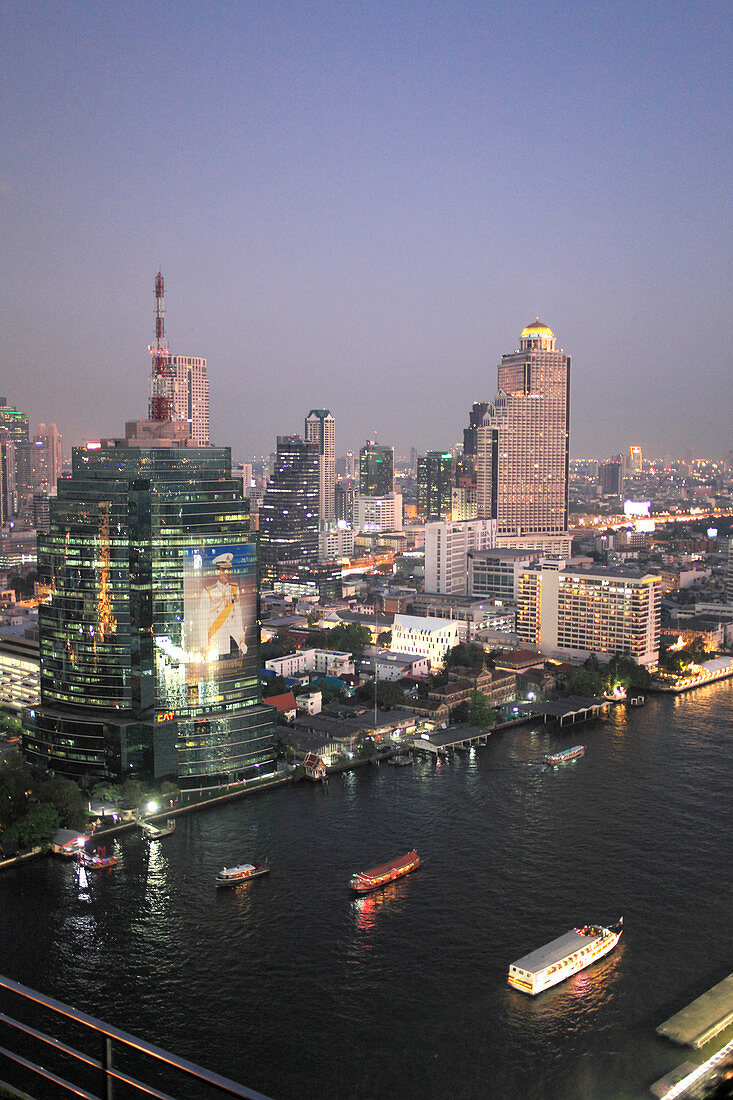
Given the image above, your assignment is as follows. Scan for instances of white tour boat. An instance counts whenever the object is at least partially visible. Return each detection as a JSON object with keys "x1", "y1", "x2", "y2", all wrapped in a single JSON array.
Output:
[
  {"x1": 508, "y1": 918, "x2": 623, "y2": 995},
  {"x1": 215, "y1": 862, "x2": 269, "y2": 887}
]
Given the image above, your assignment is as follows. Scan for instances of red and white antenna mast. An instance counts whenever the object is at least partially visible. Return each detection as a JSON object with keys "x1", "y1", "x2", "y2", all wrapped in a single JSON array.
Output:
[{"x1": 148, "y1": 270, "x2": 173, "y2": 421}]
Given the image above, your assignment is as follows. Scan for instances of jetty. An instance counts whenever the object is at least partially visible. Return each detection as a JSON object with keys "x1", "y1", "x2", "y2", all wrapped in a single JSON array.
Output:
[
  {"x1": 139, "y1": 818, "x2": 176, "y2": 841},
  {"x1": 411, "y1": 725, "x2": 491, "y2": 756},
  {"x1": 519, "y1": 695, "x2": 610, "y2": 727},
  {"x1": 657, "y1": 972, "x2": 733, "y2": 1049}
]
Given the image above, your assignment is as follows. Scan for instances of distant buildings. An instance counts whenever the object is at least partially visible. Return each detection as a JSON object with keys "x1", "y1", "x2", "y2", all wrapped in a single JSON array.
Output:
[
  {"x1": 305, "y1": 409, "x2": 335, "y2": 524},
  {"x1": 259, "y1": 435, "x2": 320, "y2": 579},
  {"x1": 476, "y1": 320, "x2": 570, "y2": 548},
  {"x1": 626, "y1": 445, "x2": 643, "y2": 475},
  {"x1": 417, "y1": 451, "x2": 453, "y2": 521},
  {"x1": 599, "y1": 455, "x2": 623, "y2": 497},
  {"x1": 25, "y1": 418, "x2": 276, "y2": 789},
  {"x1": 359, "y1": 442, "x2": 394, "y2": 497},
  {"x1": 517, "y1": 559, "x2": 662, "y2": 666}
]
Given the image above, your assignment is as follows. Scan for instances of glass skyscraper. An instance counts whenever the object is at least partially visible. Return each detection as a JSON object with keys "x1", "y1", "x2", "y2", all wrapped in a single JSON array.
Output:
[
  {"x1": 359, "y1": 442, "x2": 393, "y2": 497},
  {"x1": 24, "y1": 423, "x2": 276, "y2": 791},
  {"x1": 258, "y1": 435, "x2": 320, "y2": 580},
  {"x1": 417, "y1": 451, "x2": 453, "y2": 522}
]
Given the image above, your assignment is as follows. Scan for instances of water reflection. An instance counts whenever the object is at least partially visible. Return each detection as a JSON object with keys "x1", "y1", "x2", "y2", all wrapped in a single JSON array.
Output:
[{"x1": 351, "y1": 876, "x2": 411, "y2": 934}]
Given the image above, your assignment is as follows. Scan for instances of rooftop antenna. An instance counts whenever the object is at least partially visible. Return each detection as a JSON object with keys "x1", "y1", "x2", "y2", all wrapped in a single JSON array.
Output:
[{"x1": 148, "y1": 271, "x2": 173, "y2": 421}]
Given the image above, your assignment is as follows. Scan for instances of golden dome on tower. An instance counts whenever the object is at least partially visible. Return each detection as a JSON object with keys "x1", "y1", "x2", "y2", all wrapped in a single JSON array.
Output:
[{"x1": 520, "y1": 318, "x2": 554, "y2": 339}]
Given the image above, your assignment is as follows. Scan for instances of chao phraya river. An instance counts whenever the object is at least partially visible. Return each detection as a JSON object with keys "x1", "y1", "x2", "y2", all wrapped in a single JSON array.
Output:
[{"x1": 2, "y1": 681, "x2": 732, "y2": 1099}]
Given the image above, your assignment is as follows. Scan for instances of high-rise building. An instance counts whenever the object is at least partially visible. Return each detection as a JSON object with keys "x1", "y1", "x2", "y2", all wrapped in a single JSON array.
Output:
[
  {"x1": 359, "y1": 442, "x2": 394, "y2": 497},
  {"x1": 626, "y1": 445, "x2": 643, "y2": 475},
  {"x1": 599, "y1": 455, "x2": 623, "y2": 497},
  {"x1": 517, "y1": 559, "x2": 661, "y2": 666},
  {"x1": 353, "y1": 491, "x2": 403, "y2": 533},
  {"x1": 0, "y1": 399, "x2": 29, "y2": 519},
  {"x1": 0, "y1": 439, "x2": 16, "y2": 525},
  {"x1": 31, "y1": 423, "x2": 64, "y2": 492},
  {"x1": 167, "y1": 356, "x2": 210, "y2": 446},
  {"x1": 424, "y1": 518, "x2": 496, "y2": 595},
  {"x1": 24, "y1": 419, "x2": 276, "y2": 789},
  {"x1": 304, "y1": 409, "x2": 335, "y2": 524},
  {"x1": 0, "y1": 399, "x2": 29, "y2": 448},
  {"x1": 259, "y1": 435, "x2": 320, "y2": 580},
  {"x1": 476, "y1": 320, "x2": 570, "y2": 540},
  {"x1": 417, "y1": 452, "x2": 453, "y2": 522}
]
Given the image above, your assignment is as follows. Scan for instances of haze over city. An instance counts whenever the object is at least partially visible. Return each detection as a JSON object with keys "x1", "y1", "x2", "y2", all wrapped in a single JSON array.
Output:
[{"x1": 2, "y1": 0, "x2": 731, "y2": 459}]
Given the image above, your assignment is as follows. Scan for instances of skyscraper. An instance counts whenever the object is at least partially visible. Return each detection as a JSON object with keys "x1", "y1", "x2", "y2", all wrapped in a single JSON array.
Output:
[
  {"x1": 24, "y1": 419, "x2": 276, "y2": 789},
  {"x1": 359, "y1": 442, "x2": 393, "y2": 497},
  {"x1": 258, "y1": 435, "x2": 320, "y2": 580},
  {"x1": 304, "y1": 409, "x2": 335, "y2": 524},
  {"x1": 417, "y1": 451, "x2": 453, "y2": 522},
  {"x1": 167, "y1": 356, "x2": 210, "y2": 445},
  {"x1": 476, "y1": 319, "x2": 570, "y2": 540}
]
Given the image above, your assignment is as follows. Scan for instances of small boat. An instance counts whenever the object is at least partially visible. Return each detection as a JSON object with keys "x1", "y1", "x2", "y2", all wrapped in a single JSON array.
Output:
[
  {"x1": 545, "y1": 745, "x2": 585, "y2": 767},
  {"x1": 349, "y1": 850, "x2": 420, "y2": 893},
  {"x1": 215, "y1": 862, "x2": 269, "y2": 887},
  {"x1": 508, "y1": 918, "x2": 623, "y2": 995},
  {"x1": 629, "y1": 696, "x2": 645, "y2": 707},
  {"x1": 77, "y1": 848, "x2": 117, "y2": 872},
  {"x1": 387, "y1": 753, "x2": 413, "y2": 766}
]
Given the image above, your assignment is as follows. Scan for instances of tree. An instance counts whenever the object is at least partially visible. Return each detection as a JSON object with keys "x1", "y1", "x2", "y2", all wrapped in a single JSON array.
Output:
[
  {"x1": 469, "y1": 691, "x2": 494, "y2": 728},
  {"x1": 377, "y1": 630, "x2": 392, "y2": 647},
  {"x1": 355, "y1": 679, "x2": 406, "y2": 710},
  {"x1": 38, "y1": 775, "x2": 85, "y2": 829},
  {"x1": 262, "y1": 675, "x2": 290, "y2": 698},
  {"x1": 92, "y1": 781, "x2": 121, "y2": 804},
  {"x1": 7, "y1": 803, "x2": 59, "y2": 848},
  {"x1": 0, "y1": 751, "x2": 33, "y2": 831},
  {"x1": 445, "y1": 643, "x2": 486, "y2": 671},
  {"x1": 120, "y1": 779, "x2": 143, "y2": 809},
  {"x1": 327, "y1": 623, "x2": 372, "y2": 662}
]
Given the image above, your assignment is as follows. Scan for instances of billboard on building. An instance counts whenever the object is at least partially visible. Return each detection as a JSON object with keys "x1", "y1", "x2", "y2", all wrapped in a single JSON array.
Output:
[
  {"x1": 180, "y1": 542, "x2": 257, "y2": 705},
  {"x1": 624, "y1": 500, "x2": 651, "y2": 517}
]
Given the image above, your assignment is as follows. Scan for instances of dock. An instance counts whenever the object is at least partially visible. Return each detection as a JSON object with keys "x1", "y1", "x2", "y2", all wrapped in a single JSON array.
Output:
[
  {"x1": 657, "y1": 972, "x2": 733, "y2": 1049},
  {"x1": 519, "y1": 695, "x2": 610, "y2": 726},
  {"x1": 139, "y1": 818, "x2": 176, "y2": 840},
  {"x1": 411, "y1": 725, "x2": 491, "y2": 756}
]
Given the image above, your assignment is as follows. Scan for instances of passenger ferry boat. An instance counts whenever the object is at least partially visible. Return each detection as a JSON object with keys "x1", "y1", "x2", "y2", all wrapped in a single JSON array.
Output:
[
  {"x1": 508, "y1": 918, "x2": 623, "y2": 995},
  {"x1": 215, "y1": 862, "x2": 269, "y2": 887},
  {"x1": 349, "y1": 850, "x2": 420, "y2": 893},
  {"x1": 544, "y1": 744, "x2": 585, "y2": 767}
]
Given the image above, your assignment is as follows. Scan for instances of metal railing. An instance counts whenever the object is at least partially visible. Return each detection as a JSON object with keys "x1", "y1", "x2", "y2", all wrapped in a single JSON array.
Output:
[{"x1": 0, "y1": 973, "x2": 272, "y2": 1100}]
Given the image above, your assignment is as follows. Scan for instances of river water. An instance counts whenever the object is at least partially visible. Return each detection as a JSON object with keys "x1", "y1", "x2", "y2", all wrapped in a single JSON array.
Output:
[{"x1": 1, "y1": 682, "x2": 732, "y2": 1100}]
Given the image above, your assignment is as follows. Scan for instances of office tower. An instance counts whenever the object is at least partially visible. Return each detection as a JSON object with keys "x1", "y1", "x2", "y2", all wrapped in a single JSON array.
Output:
[
  {"x1": 31, "y1": 423, "x2": 64, "y2": 492},
  {"x1": 24, "y1": 419, "x2": 276, "y2": 788},
  {"x1": 599, "y1": 455, "x2": 623, "y2": 497},
  {"x1": 476, "y1": 320, "x2": 569, "y2": 541},
  {"x1": 424, "y1": 518, "x2": 496, "y2": 595},
  {"x1": 359, "y1": 442, "x2": 394, "y2": 497},
  {"x1": 0, "y1": 439, "x2": 16, "y2": 525},
  {"x1": 167, "y1": 357, "x2": 210, "y2": 445},
  {"x1": 258, "y1": 435, "x2": 320, "y2": 579},
  {"x1": 626, "y1": 445, "x2": 643, "y2": 475},
  {"x1": 409, "y1": 447, "x2": 419, "y2": 477},
  {"x1": 344, "y1": 450, "x2": 356, "y2": 480},
  {"x1": 335, "y1": 482, "x2": 355, "y2": 525},
  {"x1": 517, "y1": 559, "x2": 661, "y2": 666},
  {"x1": 0, "y1": 399, "x2": 29, "y2": 448},
  {"x1": 304, "y1": 409, "x2": 335, "y2": 524},
  {"x1": 463, "y1": 401, "x2": 490, "y2": 459},
  {"x1": 0, "y1": 399, "x2": 29, "y2": 518},
  {"x1": 417, "y1": 451, "x2": 453, "y2": 522}
]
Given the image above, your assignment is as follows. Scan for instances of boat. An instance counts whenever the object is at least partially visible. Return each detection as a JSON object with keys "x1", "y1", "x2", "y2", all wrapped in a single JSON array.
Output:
[
  {"x1": 77, "y1": 848, "x2": 117, "y2": 872},
  {"x1": 215, "y1": 862, "x2": 269, "y2": 887},
  {"x1": 387, "y1": 752, "x2": 413, "y2": 766},
  {"x1": 508, "y1": 918, "x2": 623, "y2": 995},
  {"x1": 349, "y1": 850, "x2": 420, "y2": 893},
  {"x1": 629, "y1": 695, "x2": 645, "y2": 707},
  {"x1": 544, "y1": 744, "x2": 585, "y2": 767}
]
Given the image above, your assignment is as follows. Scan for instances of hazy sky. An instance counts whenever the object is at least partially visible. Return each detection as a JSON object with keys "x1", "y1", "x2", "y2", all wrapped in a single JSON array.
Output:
[{"x1": 2, "y1": 1, "x2": 731, "y2": 462}]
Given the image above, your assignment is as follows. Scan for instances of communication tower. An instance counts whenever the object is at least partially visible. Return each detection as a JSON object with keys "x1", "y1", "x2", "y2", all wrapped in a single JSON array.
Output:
[{"x1": 148, "y1": 271, "x2": 174, "y2": 421}]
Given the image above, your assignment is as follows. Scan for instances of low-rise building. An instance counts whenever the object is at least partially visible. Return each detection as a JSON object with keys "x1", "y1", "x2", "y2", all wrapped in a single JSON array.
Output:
[{"x1": 391, "y1": 614, "x2": 466, "y2": 669}]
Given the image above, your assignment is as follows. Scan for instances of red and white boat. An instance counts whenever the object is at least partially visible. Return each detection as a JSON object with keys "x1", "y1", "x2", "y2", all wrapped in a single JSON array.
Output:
[
  {"x1": 77, "y1": 847, "x2": 117, "y2": 872},
  {"x1": 349, "y1": 850, "x2": 420, "y2": 893}
]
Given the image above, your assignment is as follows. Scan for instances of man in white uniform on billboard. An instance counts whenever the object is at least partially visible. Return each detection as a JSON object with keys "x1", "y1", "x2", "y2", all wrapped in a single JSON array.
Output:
[{"x1": 197, "y1": 552, "x2": 248, "y2": 661}]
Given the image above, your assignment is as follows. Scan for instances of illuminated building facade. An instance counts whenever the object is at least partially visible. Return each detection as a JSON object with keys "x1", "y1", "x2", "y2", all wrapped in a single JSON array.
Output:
[
  {"x1": 258, "y1": 435, "x2": 320, "y2": 579},
  {"x1": 24, "y1": 422, "x2": 276, "y2": 789},
  {"x1": 417, "y1": 451, "x2": 453, "y2": 521},
  {"x1": 305, "y1": 409, "x2": 335, "y2": 524},
  {"x1": 424, "y1": 518, "x2": 496, "y2": 595},
  {"x1": 167, "y1": 356, "x2": 210, "y2": 446},
  {"x1": 517, "y1": 560, "x2": 661, "y2": 666},
  {"x1": 626, "y1": 445, "x2": 643, "y2": 475},
  {"x1": 476, "y1": 320, "x2": 570, "y2": 539},
  {"x1": 359, "y1": 442, "x2": 394, "y2": 497}
]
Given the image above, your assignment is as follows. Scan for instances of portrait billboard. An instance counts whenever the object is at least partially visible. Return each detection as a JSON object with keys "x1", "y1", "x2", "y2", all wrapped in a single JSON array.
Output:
[{"x1": 182, "y1": 542, "x2": 257, "y2": 705}]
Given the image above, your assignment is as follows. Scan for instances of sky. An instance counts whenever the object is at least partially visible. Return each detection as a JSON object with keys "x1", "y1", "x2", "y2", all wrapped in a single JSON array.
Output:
[{"x1": 1, "y1": 1, "x2": 731, "y2": 463}]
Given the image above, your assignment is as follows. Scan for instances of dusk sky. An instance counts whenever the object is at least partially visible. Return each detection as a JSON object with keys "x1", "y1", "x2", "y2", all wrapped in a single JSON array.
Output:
[{"x1": 2, "y1": 1, "x2": 731, "y2": 463}]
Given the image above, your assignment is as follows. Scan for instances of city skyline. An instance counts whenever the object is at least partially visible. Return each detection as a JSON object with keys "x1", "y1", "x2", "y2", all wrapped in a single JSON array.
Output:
[{"x1": 2, "y1": 2, "x2": 731, "y2": 459}]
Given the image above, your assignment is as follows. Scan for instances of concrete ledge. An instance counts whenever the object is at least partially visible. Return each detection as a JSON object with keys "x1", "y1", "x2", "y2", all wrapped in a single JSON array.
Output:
[{"x1": 657, "y1": 973, "x2": 733, "y2": 1048}]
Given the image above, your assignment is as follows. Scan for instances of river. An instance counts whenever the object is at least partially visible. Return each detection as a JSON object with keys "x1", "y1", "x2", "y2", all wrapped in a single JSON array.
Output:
[{"x1": 1, "y1": 681, "x2": 732, "y2": 1099}]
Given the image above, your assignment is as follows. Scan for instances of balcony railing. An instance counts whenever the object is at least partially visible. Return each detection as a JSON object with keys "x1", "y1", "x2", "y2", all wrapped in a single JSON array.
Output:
[{"x1": 0, "y1": 973, "x2": 271, "y2": 1100}]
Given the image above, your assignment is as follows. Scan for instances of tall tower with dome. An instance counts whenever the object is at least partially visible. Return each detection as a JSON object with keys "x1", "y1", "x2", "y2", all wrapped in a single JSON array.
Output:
[{"x1": 475, "y1": 319, "x2": 570, "y2": 547}]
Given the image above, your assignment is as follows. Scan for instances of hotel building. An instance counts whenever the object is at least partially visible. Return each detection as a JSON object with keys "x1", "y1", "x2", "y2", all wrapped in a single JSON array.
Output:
[{"x1": 517, "y1": 559, "x2": 661, "y2": 666}]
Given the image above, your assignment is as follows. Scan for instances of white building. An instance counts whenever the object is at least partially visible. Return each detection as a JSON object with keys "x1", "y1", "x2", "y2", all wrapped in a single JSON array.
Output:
[
  {"x1": 305, "y1": 409, "x2": 336, "y2": 524},
  {"x1": 374, "y1": 651, "x2": 430, "y2": 681},
  {"x1": 391, "y1": 614, "x2": 466, "y2": 669},
  {"x1": 353, "y1": 491, "x2": 403, "y2": 533},
  {"x1": 166, "y1": 356, "x2": 210, "y2": 446},
  {"x1": 318, "y1": 524, "x2": 355, "y2": 561},
  {"x1": 468, "y1": 548, "x2": 536, "y2": 603},
  {"x1": 517, "y1": 559, "x2": 662, "y2": 667},
  {"x1": 265, "y1": 648, "x2": 355, "y2": 679},
  {"x1": 424, "y1": 518, "x2": 497, "y2": 595}
]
